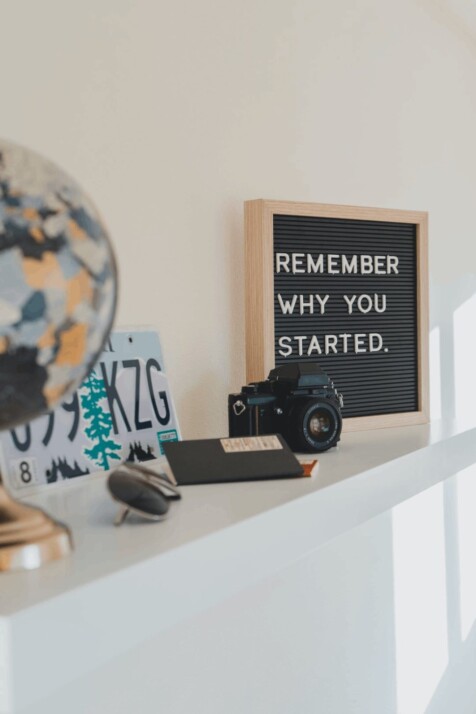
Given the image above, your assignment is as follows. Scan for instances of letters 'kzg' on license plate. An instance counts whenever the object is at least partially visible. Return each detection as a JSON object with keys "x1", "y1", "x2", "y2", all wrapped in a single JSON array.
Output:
[{"x1": 0, "y1": 329, "x2": 181, "y2": 492}]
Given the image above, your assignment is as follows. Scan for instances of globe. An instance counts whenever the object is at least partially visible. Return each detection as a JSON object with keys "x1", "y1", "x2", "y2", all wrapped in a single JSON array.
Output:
[
  {"x1": 0, "y1": 139, "x2": 118, "y2": 571},
  {"x1": 0, "y1": 139, "x2": 117, "y2": 429}
]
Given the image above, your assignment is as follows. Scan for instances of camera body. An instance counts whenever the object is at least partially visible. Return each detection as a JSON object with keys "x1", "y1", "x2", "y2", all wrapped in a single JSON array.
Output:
[{"x1": 228, "y1": 362, "x2": 343, "y2": 453}]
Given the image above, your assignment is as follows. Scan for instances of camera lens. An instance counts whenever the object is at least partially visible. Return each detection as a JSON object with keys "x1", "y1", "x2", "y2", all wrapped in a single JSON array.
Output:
[
  {"x1": 308, "y1": 412, "x2": 331, "y2": 440},
  {"x1": 287, "y1": 399, "x2": 342, "y2": 453}
]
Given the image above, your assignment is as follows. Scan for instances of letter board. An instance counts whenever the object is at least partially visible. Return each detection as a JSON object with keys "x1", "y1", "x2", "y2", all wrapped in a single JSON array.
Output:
[{"x1": 244, "y1": 200, "x2": 429, "y2": 431}]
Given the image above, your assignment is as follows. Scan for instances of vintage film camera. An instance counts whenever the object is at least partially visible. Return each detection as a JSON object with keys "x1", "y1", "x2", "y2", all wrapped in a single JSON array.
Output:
[{"x1": 228, "y1": 362, "x2": 343, "y2": 453}]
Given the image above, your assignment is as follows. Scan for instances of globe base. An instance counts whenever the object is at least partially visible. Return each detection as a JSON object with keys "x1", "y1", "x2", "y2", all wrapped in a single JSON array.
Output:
[{"x1": 0, "y1": 484, "x2": 72, "y2": 572}]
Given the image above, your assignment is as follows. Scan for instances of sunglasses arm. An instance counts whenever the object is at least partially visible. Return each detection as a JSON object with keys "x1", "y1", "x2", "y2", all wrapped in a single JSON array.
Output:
[
  {"x1": 114, "y1": 505, "x2": 130, "y2": 527},
  {"x1": 119, "y1": 463, "x2": 181, "y2": 499}
]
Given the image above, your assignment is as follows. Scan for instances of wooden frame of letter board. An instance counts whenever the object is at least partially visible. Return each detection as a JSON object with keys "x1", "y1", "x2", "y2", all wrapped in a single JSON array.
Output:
[{"x1": 244, "y1": 199, "x2": 429, "y2": 432}]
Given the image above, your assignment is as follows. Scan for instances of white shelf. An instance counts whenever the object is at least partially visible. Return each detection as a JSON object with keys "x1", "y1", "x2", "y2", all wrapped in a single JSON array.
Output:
[{"x1": 1, "y1": 418, "x2": 476, "y2": 712}]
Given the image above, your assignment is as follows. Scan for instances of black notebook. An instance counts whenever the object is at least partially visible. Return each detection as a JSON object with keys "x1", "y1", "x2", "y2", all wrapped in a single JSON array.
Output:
[{"x1": 163, "y1": 434, "x2": 303, "y2": 485}]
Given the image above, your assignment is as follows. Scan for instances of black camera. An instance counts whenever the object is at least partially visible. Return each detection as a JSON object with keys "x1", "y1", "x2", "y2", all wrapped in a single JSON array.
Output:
[{"x1": 228, "y1": 362, "x2": 343, "y2": 453}]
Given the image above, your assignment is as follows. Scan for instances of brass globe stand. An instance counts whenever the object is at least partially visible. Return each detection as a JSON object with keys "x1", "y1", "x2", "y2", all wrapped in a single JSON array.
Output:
[{"x1": 0, "y1": 478, "x2": 72, "y2": 572}]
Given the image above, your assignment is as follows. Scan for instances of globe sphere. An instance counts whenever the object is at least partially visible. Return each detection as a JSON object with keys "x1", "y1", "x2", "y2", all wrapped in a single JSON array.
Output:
[{"x1": 0, "y1": 139, "x2": 117, "y2": 429}]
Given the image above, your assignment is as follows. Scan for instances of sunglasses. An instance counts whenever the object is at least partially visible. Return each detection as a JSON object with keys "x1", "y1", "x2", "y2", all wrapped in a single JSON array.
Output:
[{"x1": 107, "y1": 461, "x2": 181, "y2": 526}]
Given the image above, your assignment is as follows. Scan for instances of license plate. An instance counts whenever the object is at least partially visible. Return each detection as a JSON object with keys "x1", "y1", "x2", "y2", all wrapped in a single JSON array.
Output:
[{"x1": 0, "y1": 328, "x2": 180, "y2": 493}]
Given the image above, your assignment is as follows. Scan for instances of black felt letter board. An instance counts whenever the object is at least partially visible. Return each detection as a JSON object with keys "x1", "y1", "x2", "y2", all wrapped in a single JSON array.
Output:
[{"x1": 274, "y1": 215, "x2": 417, "y2": 418}]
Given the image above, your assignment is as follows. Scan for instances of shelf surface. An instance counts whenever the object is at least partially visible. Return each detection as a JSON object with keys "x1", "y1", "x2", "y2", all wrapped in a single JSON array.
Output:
[
  {"x1": 0, "y1": 418, "x2": 474, "y2": 616},
  {"x1": 1, "y1": 417, "x2": 476, "y2": 712}
]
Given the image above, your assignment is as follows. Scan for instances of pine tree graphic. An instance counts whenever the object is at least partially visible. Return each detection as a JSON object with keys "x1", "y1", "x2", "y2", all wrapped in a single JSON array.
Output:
[{"x1": 81, "y1": 369, "x2": 122, "y2": 470}]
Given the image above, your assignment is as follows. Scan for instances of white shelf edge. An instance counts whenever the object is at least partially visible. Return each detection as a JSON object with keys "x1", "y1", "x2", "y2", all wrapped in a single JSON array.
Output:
[{"x1": 2, "y1": 425, "x2": 476, "y2": 712}]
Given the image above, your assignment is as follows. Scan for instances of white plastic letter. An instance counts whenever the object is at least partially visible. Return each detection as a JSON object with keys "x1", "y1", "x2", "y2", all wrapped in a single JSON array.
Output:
[
  {"x1": 374, "y1": 294, "x2": 387, "y2": 313},
  {"x1": 374, "y1": 256, "x2": 386, "y2": 274},
  {"x1": 339, "y1": 334, "x2": 351, "y2": 353},
  {"x1": 278, "y1": 336, "x2": 292, "y2": 357},
  {"x1": 328, "y1": 255, "x2": 339, "y2": 274},
  {"x1": 354, "y1": 334, "x2": 367, "y2": 353},
  {"x1": 292, "y1": 254, "x2": 306, "y2": 273},
  {"x1": 277, "y1": 294, "x2": 298, "y2": 315},
  {"x1": 299, "y1": 295, "x2": 314, "y2": 315},
  {"x1": 315, "y1": 294, "x2": 329, "y2": 314},
  {"x1": 357, "y1": 294, "x2": 373, "y2": 314},
  {"x1": 342, "y1": 255, "x2": 358, "y2": 274},
  {"x1": 307, "y1": 335, "x2": 322, "y2": 355},
  {"x1": 369, "y1": 333, "x2": 383, "y2": 352},
  {"x1": 387, "y1": 256, "x2": 399, "y2": 274},
  {"x1": 343, "y1": 295, "x2": 357, "y2": 314},
  {"x1": 295, "y1": 336, "x2": 307, "y2": 356},
  {"x1": 307, "y1": 254, "x2": 324, "y2": 273},
  {"x1": 360, "y1": 256, "x2": 373, "y2": 274},
  {"x1": 276, "y1": 253, "x2": 290, "y2": 273},
  {"x1": 325, "y1": 335, "x2": 338, "y2": 354}
]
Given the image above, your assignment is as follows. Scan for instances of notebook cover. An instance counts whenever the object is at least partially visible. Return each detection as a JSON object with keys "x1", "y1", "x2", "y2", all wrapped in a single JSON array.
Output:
[{"x1": 163, "y1": 434, "x2": 304, "y2": 485}]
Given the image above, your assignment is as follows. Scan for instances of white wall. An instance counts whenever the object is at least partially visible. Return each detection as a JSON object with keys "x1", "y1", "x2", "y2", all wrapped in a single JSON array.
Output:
[{"x1": 1, "y1": 0, "x2": 475, "y2": 438}]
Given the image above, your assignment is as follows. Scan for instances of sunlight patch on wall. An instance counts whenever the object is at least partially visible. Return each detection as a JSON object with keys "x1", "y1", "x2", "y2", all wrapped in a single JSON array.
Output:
[
  {"x1": 454, "y1": 294, "x2": 476, "y2": 425},
  {"x1": 456, "y1": 464, "x2": 476, "y2": 640},
  {"x1": 429, "y1": 326, "x2": 442, "y2": 420},
  {"x1": 393, "y1": 483, "x2": 448, "y2": 714}
]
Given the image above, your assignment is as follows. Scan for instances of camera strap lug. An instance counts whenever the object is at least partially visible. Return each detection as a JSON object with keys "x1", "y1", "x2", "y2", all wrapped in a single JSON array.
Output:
[{"x1": 232, "y1": 400, "x2": 246, "y2": 416}]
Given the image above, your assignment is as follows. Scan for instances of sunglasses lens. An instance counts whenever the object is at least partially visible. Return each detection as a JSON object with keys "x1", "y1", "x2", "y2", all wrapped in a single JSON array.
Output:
[{"x1": 108, "y1": 472, "x2": 170, "y2": 518}]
